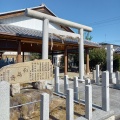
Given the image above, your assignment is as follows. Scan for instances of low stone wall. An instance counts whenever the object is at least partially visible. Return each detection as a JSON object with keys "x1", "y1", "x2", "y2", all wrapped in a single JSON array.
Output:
[{"x1": 10, "y1": 89, "x2": 52, "y2": 120}]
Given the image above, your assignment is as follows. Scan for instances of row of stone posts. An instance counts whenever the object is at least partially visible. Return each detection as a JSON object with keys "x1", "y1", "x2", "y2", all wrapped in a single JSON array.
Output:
[
  {"x1": 54, "y1": 66, "x2": 93, "y2": 120},
  {"x1": 54, "y1": 66, "x2": 111, "y2": 120},
  {"x1": 93, "y1": 64, "x2": 120, "y2": 89}
]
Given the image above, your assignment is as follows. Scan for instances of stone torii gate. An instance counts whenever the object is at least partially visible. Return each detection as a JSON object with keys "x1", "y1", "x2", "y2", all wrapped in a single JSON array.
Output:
[{"x1": 25, "y1": 9, "x2": 92, "y2": 80}]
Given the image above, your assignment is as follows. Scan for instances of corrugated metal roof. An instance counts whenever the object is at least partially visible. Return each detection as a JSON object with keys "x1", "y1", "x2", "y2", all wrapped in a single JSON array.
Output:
[{"x1": 0, "y1": 24, "x2": 100, "y2": 47}]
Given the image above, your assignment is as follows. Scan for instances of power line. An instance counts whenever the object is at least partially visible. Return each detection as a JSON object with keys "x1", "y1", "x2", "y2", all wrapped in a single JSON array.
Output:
[
  {"x1": 87, "y1": 16, "x2": 120, "y2": 26},
  {"x1": 92, "y1": 21, "x2": 120, "y2": 29}
]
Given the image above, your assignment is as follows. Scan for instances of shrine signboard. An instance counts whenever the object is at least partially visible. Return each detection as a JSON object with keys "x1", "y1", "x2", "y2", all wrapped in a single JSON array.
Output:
[{"x1": 0, "y1": 59, "x2": 53, "y2": 84}]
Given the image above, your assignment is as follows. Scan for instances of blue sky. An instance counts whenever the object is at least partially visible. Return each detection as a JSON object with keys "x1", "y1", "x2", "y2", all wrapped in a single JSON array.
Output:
[{"x1": 0, "y1": 0, "x2": 120, "y2": 44}]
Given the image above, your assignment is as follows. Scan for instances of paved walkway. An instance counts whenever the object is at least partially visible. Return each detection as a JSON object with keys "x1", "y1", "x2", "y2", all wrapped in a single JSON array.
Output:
[{"x1": 58, "y1": 79, "x2": 120, "y2": 119}]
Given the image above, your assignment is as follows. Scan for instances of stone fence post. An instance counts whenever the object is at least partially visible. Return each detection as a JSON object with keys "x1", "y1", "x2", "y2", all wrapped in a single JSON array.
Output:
[
  {"x1": 96, "y1": 65, "x2": 100, "y2": 84},
  {"x1": 64, "y1": 75, "x2": 69, "y2": 94},
  {"x1": 102, "y1": 71, "x2": 110, "y2": 111},
  {"x1": 85, "y1": 85, "x2": 92, "y2": 120},
  {"x1": 55, "y1": 66, "x2": 59, "y2": 93},
  {"x1": 74, "y1": 77, "x2": 79, "y2": 101},
  {"x1": 116, "y1": 71, "x2": 120, "y2": 85},
  {"x1": 40, "y1": 93, "x2": 49, "y2": 120},
  {"x1": 0, "y1": 81, "x2": 10, "y2": 120},
  {"x1": 66, "y1": 89, "x2": 74, "y2": 120}
]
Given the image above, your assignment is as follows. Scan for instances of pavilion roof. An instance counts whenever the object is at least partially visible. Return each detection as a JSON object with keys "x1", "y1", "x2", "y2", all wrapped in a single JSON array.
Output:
[{"x1": 0, "y1": 24, "x2": 100, "y2": 48}]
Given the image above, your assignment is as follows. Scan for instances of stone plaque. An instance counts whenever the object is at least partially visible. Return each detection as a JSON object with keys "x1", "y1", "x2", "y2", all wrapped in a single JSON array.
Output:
[{"x1": 0, "y1": 59, "x2": 53, "y2": 84}]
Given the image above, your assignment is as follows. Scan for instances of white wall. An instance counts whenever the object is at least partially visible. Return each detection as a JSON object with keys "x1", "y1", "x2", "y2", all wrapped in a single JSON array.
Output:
[{"x1": 0, "y1": 15, "x2": 65, "y2": 31}]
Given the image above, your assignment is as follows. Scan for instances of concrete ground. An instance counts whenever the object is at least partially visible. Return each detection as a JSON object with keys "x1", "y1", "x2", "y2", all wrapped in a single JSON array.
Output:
[{"x1": 57, "y1": 78, "x2": 120, "y2": 119}]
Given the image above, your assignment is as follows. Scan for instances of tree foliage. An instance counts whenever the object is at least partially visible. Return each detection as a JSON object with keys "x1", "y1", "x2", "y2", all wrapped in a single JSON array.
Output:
[
  {"x1": 84, "y1": 32, "x2": 93, "y2": 41},
  {"x1": 113, "y1": 53, "x2": 120, "y2": 71},
  {"x1": 89, "y1": 48, "x2": 120, "y2": 71},
  {"x1": 89, "y1": 48, "x2": 106, "y2": 70}
]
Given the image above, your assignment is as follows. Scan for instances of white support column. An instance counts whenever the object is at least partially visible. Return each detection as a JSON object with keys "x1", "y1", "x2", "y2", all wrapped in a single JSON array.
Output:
[
  {"x1": 42, "y1": 18, "x2": 49, "y2": 59},
  {"x1": 64, "y1": 75, "x2": 69, "y2": 94},
  {"x1": 0, "y1": 81, "x2": 10, "y2": 120},
  {"x1": 40, "y1": 93, "x2": 49, "y2": 120},
  {"x1": 74, "y1": 77, "x2": 79, "y2": 101},
  {"x1": 107, "y1": 45, "x2": 115, "y2": 83},
  {"x1": 116, "y1": 71, "x2": 120, "y2": 85},
  {"x1": 85, "y1": 85, "x2": 92, "y2": 120},
  {"x1": 78, "y1": 28, "x2": 84, "y2": 81},
  {"x1": 55, "y1": 66, "x2": 59, "y2": 93},
  {"x1": 102, "y1": 71, "x2": 110, "y2": 111},
  {"x1": 107, "y1": 45, "x2": 113, "y2": 74},
  {"x1": 93, "y1": 70, "x2": 96, "y2": 82},
  {"x1": 66, "y1": 89, "x2": 74, "y2": 120},
  {"x1": 96, "y1": 65, "x2": 100, "y2": 84}
]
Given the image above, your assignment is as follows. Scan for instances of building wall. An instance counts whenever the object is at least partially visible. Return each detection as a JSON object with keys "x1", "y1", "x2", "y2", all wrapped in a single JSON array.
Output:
[
  {"x1": 2, "y1": 52, "x2": 30, "y2": 62},
  {"x1": 0, "y1": 15, "x2": 65, "y2": 31}
]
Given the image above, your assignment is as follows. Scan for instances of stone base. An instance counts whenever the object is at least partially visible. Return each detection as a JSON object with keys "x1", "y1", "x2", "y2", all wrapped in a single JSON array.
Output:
[
  {"x1": 32, "y1": 80, "x2": 47, "y2": 90},
  {"x1": 10, "y1": 83, "x2": 20, "y2": 96}
]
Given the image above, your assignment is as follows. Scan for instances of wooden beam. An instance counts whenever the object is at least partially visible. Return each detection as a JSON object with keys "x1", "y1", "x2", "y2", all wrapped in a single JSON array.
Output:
[
  {"x1": 86, "y1": 48, "x2": 90, "y2": 74},
  {"x1": 17, "y1": 40, "x2": 21, "y2": 63},
  {"x1": 22, "y1": 51, "x2": 24, "y2": 62},
  {"x1": 64, "y1": 45, "x2": 68, "y2": 75}
]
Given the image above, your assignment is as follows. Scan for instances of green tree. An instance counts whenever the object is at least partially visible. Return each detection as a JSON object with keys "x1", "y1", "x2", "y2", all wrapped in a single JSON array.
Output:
[
  {"x1": 89, "y1": 48, "x2": 106, "y2": 70},
  {"x1": 89, "y1": 48, "x2": 120, "y2": 71},
  {"x1": 113, "y1": 53, "x2": 120, "y2": 71},
  {"x1": 84, "y1": 32, "x2": 93, "y2": 41}
]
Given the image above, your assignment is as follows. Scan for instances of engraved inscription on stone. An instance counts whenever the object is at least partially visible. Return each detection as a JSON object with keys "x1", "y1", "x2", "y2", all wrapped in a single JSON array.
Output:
[{"x1": 0, "y1": 59, "x2": 53, "y2": 84}]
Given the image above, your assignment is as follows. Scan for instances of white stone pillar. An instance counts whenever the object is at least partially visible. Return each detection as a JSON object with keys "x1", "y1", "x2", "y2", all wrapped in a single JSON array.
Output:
[
  {"x1": 85, "y1": 85, "x2": 92, "y2": 120},
  {"x1": 93, "y1": 70, "x2": 96, "y2": 82},
  {"x1": 42, "y1": 18, "x2": 49, "y2": 59},
  {"x1": 40, "y1": 93, "x2": 49, "y2": 120},
  {"x1": 116, "y1": 71, "x2": 120, "y2": 85},
  {"x1": 78, "y1": 28, "x2": 84, "y2": 80},
  {"x1": 55, "y1": 66, "x2": 59, "y2": 93},
  {"x1": 0, "y1": 81, "x2": 10, "y2": 120},
  {"x1": 107, "y1": 45, "x2": 113, "y2": 74},
  {"x1": 107, "y1": 45, "x2": 115, "y2": 83},
  {"x1": 96, "y1": 65, "x2": 100, "y2": 84},
  {"x1": 64, "y1": 75, "x2": 69, "y2": 94},
  {"x1": 74, "y1": 77, "x2": 79, "y2": 101},
  {"x1": 102, "y1": 71, "x2": 110, "y2": 111},
  {"x1": 66, "y1": 89, "x2": 74, "y2": 120}
]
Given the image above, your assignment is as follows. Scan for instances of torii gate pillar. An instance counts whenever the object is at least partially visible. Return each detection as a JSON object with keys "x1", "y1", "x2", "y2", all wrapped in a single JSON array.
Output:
[
  {"x1": 79, "y1": 28, "x2": 84, "y2": 80},
  {"x1": 42, "y1": 19, "x2": 49, "y2": 59}
]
